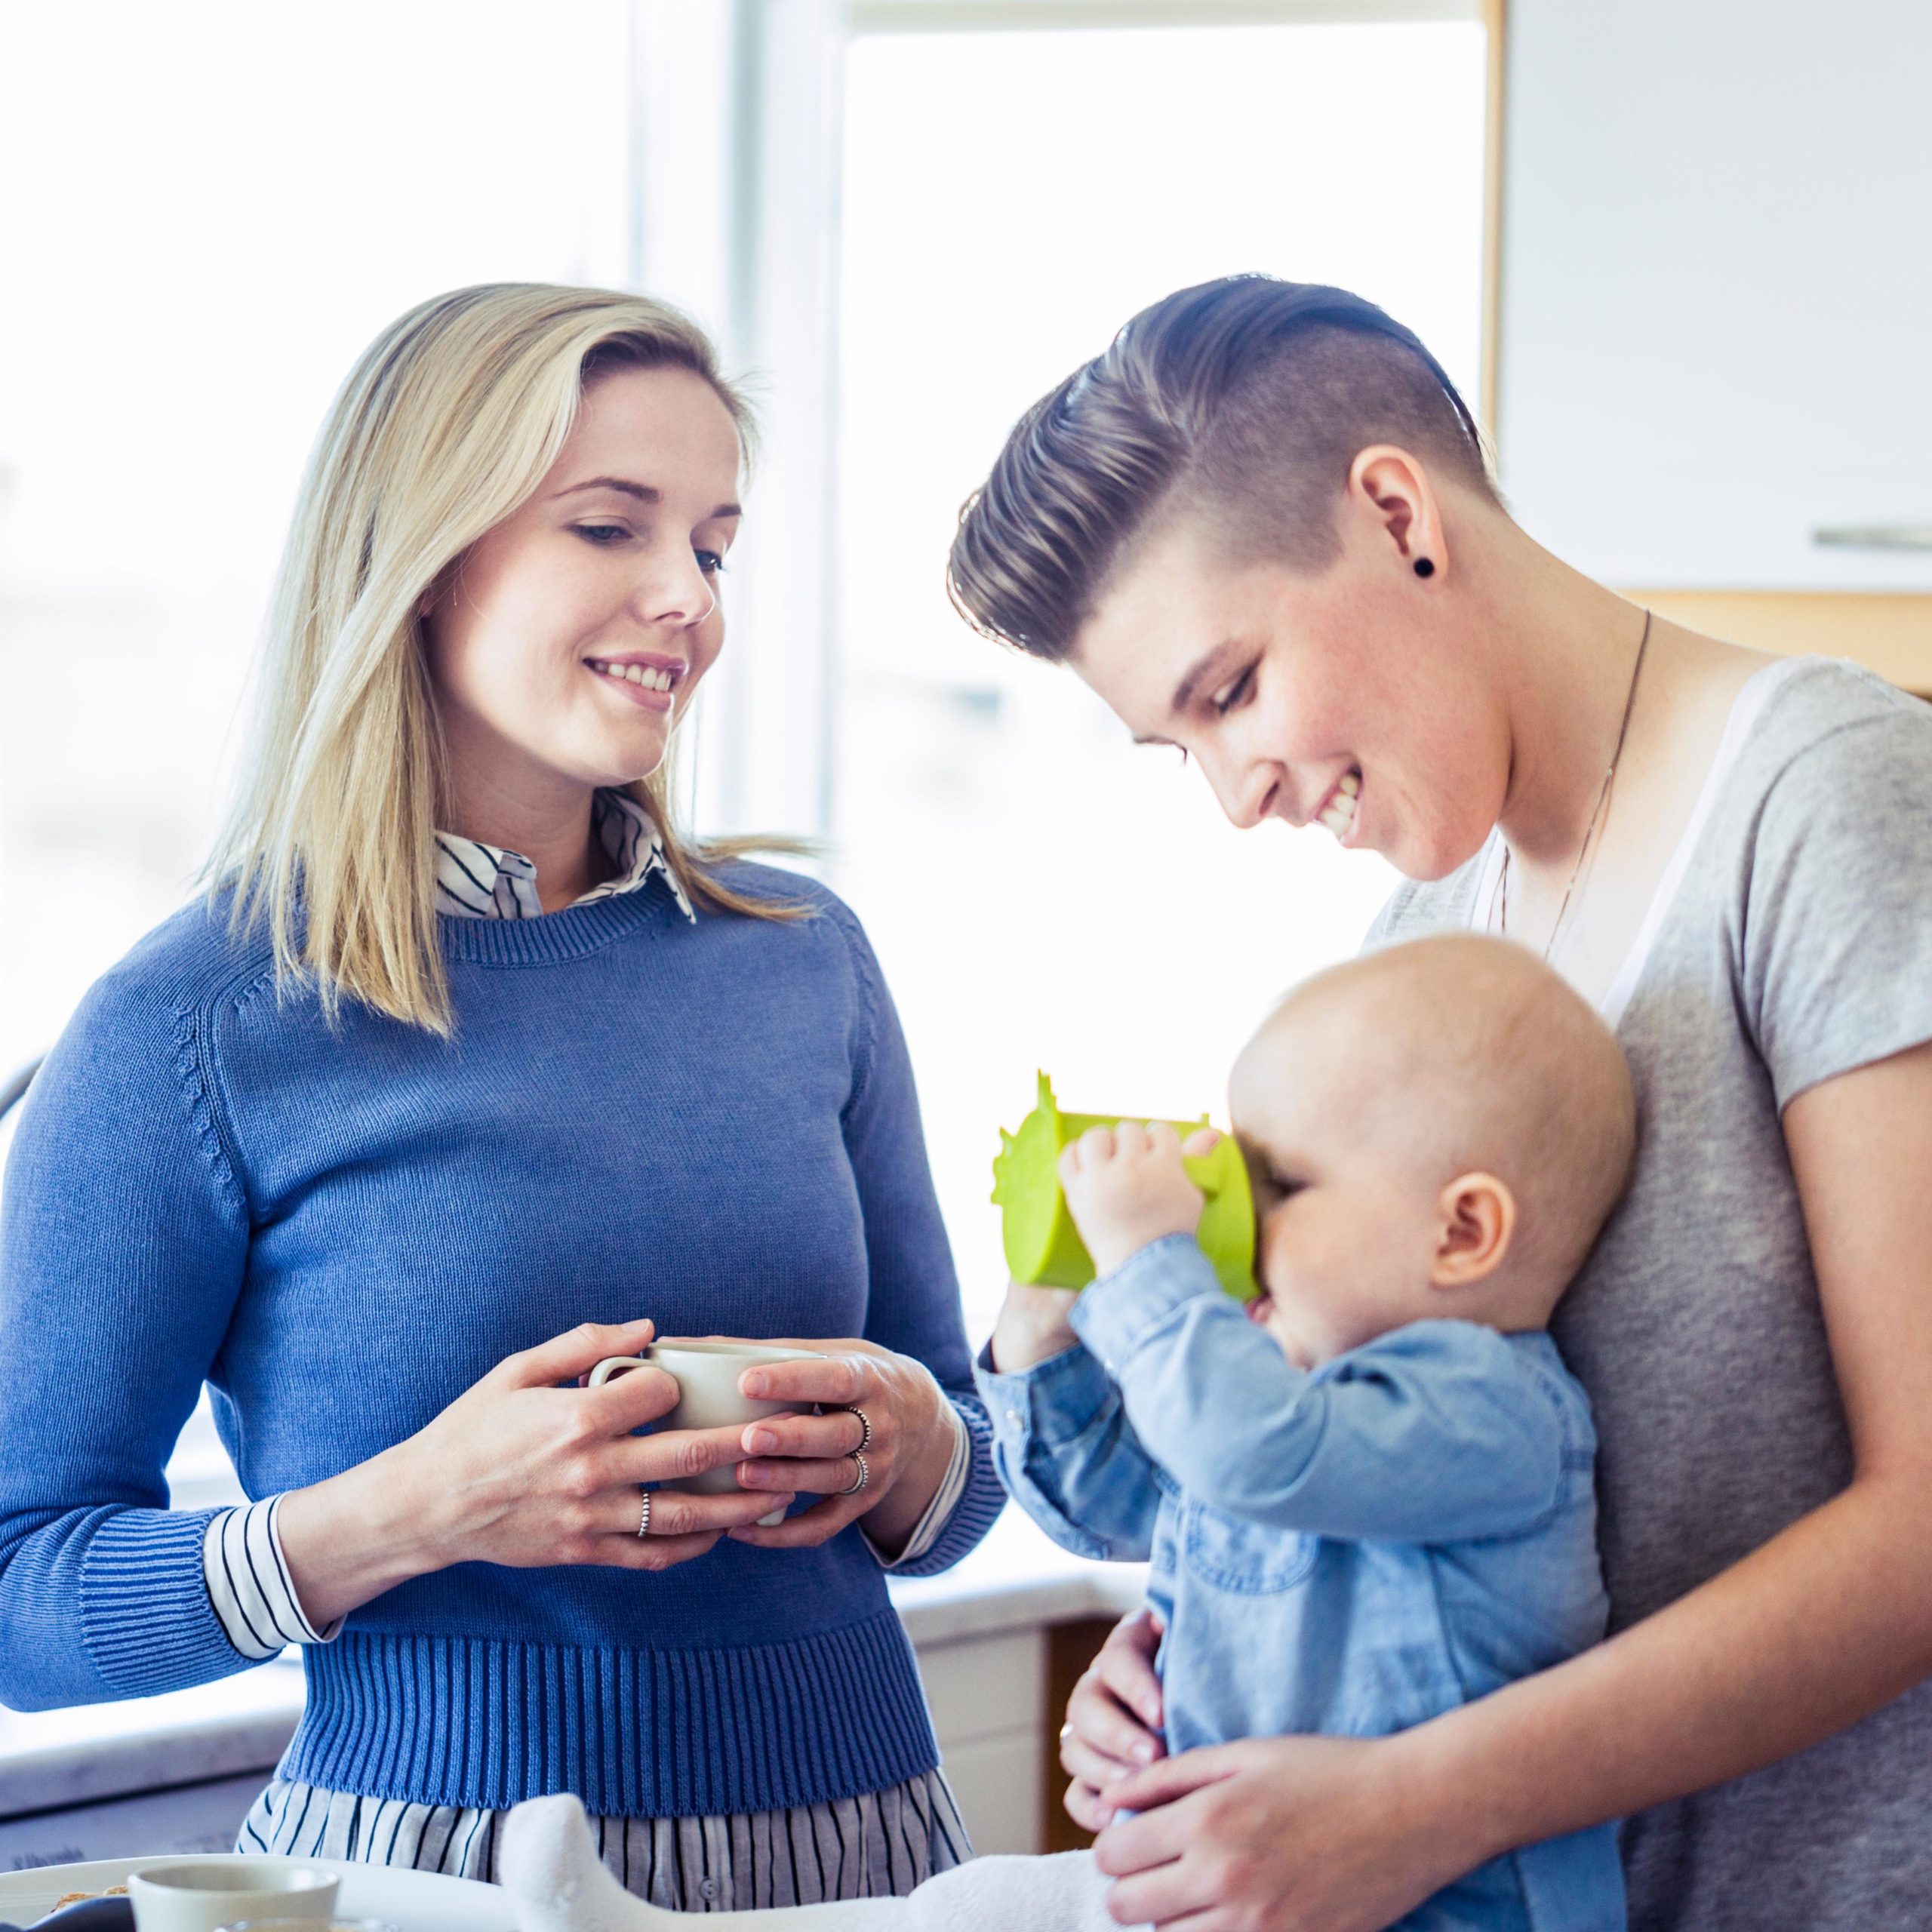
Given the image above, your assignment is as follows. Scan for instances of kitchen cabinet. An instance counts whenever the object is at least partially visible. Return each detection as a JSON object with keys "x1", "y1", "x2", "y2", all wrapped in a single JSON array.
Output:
[
  {"x1": 1497, "y1": 0, "x2": 1932, "y2": 592},
  {"x1": 1626, "y1": 589, "x2": 1932, "y2": 694},
  {"x1": 917, "y1": 1629, "x2": 1048, "y2": 1856}
]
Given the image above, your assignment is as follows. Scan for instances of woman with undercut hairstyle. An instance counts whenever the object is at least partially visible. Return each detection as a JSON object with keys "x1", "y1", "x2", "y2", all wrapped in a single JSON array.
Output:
[{"x1": 949, "y1": 275, "x2": 1932, "y2": 1932}]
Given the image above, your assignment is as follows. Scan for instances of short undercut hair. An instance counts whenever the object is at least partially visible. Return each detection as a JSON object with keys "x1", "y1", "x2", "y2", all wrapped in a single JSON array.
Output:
[{"x1": 947, "y1": 275, "x2": 1497, "y2": 663}]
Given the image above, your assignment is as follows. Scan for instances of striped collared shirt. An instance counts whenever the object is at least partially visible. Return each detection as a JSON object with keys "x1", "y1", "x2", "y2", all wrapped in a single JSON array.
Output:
[{"x1": 432, "y1": 788, "x2": 696, "y2": 923}]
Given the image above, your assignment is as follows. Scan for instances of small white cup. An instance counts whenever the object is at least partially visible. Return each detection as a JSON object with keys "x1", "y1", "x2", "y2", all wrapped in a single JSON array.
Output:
[
  {"x1": 223, "y1": 1921, "x2": 397, "y2": 1931},
  {"x1": 127, "y1": 1860, "x2": 337, "y2": 1932},
  {"x1": 589, "y1": 1338, "x2": 826, "y2": 1524}
]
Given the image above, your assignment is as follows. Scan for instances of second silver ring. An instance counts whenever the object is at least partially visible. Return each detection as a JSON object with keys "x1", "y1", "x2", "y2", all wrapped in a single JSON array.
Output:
[{"x1": 839, "y1": 1451, "x2": 870, "y2": 1496}]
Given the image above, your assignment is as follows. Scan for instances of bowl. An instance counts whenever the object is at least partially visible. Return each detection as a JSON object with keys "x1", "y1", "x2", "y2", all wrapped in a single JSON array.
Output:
[{"x1": 125, "y1": 1862, "x2": 337, "y2": 1932}]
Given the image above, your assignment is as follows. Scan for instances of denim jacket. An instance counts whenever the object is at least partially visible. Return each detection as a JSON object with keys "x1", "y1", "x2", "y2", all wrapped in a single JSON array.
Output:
[{"x1": 976, "y1": 1235, "x2": 1625, "y2": 1932}]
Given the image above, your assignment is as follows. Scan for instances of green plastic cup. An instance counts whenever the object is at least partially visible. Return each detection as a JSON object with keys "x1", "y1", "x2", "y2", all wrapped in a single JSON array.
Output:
[{"x1": 991, "y1": 1072, "x2": 1259, "y2": 1300}]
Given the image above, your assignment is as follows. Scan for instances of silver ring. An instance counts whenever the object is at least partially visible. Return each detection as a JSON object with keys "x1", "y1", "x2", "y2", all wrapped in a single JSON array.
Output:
[
  {"x1": 845, "y1": 1405, "x2": 873, "y2": 1453},
  {"x1": 839, "y1": 1451, "x2": 869, "y2": 1496},
  {"x1": 637, "y1": 1488, "x2": 652, "y2": 1538}
]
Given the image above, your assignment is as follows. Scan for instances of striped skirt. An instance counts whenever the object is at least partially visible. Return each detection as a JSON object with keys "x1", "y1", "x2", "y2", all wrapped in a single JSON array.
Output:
[{"x1": 237, "y1": 1770, "x2": 972, "y2": 1910}]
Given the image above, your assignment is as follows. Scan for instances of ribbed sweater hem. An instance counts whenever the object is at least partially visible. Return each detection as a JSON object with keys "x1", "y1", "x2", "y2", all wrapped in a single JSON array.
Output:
[{"x1": 279, "y1": 1610, "x2": 939, "y2": 1818}]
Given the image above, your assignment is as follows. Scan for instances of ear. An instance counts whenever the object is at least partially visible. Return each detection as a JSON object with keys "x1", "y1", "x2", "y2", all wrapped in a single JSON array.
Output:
[
  {"x1": 1345, "y1": 445, "x2": 1447, "y2": 580},
  {"x1": 1427, "y1": 1171, "x2": 1517, "y2": 1288}
]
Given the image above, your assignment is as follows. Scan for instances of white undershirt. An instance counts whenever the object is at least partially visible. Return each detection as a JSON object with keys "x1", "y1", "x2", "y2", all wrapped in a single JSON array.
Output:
[{"x1": 1469, "y1": 656, "x2": 1802, "y2": 1026}]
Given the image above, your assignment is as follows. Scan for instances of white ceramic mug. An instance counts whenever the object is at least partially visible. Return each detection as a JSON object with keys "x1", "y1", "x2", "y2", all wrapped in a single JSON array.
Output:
[
  {"x1": 223, "y1": 1921, "x2": 396, "y2": 1931},
  {"x1": 126, "y1": 1860, "x2": 337, "y2": 1932},
  {"x1": 589, "y1": 1339, "x2": 826, "y2": 1524}
]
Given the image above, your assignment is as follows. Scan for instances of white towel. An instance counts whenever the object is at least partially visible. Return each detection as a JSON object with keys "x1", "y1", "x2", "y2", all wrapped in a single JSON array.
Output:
[{"x1": 500, "y1": 1792, "x2": 1138, "y2": 1932}]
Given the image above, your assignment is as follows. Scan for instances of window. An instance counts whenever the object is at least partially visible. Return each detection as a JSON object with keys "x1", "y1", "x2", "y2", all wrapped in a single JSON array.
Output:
[
  {"x1": 830, "y1": 13, "x2": 1488, "y2": 1334},
  {"x1": 0, "y1": 0, "x2": 635, "y2": 1513},
  {"x1": 0, "y1": 0, "x2": 633, "y2": 1080},
  {"x1": 0, "y1": 3, "x2": 1490, "y2": 1519}
]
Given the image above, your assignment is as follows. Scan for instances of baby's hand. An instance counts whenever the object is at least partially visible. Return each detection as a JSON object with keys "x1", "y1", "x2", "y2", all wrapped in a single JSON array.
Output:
[
  {"x1": 989, "y1": 1282, "x2": 1084, "y2": 1374},
  {"x1": 1060, "y1": 1121, "x2": 1209, "y2": 1278}
]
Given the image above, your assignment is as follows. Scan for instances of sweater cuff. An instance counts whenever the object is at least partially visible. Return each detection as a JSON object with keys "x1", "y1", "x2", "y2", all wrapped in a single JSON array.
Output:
[
  {"x1": 1071, "y1": 1232, "x2": 1228, "y2": 1373},
  {"x1": 866, "y1": 1402, "x2": 971, "y2": 1570},
  {"x1": 203, "y1": 1497, "x2": 343, "y2": 1659},
  {"x1": 884, "y1": 1392, "x2": 1006, "y2": 1578},
  {"x1": 80, "y1": 1507, "x2": 262, "y2": 1697}
]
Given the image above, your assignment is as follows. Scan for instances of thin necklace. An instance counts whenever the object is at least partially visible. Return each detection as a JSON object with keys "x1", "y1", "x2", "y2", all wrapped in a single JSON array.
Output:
[{"x1": 1496, "y1": 608, "x2": 1653, "y2": 961}]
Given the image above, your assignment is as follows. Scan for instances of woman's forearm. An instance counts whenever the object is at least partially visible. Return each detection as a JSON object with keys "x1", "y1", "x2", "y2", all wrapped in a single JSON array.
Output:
[
  {"x1": 276, "y1": 1440, "x2": 454, "y2": 1627},
  {"x1": 1410, "y1": 1475, "x2": 1932, "y2": 1861}
]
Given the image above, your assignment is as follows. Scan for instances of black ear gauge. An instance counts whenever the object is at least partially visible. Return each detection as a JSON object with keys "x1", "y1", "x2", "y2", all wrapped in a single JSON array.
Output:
[{"x1": 1413, "y1": 557, "x2": 1435, "y2": 578}]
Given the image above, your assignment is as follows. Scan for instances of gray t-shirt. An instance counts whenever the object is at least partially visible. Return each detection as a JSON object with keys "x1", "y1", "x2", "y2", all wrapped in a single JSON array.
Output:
[{"x1": 1371, "y1": 656, "x2": 1932, "y2": 1932}]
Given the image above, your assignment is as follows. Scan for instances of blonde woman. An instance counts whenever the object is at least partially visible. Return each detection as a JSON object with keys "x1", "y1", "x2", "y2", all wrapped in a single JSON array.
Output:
[{"x1": 0, "y1": 285, "x2": 1001, "y2": 1905}]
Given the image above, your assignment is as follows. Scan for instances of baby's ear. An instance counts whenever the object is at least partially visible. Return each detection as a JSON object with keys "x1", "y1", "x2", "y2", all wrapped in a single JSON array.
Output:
[{"x1": 1428, "y1": 1171, "x2": 1517, "y2": 1288}]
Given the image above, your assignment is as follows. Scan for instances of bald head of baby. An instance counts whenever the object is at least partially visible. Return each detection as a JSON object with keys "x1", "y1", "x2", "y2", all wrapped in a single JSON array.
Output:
[{"x1": 1229, "y1": 935, "x2": 1635, "y2": 1365}]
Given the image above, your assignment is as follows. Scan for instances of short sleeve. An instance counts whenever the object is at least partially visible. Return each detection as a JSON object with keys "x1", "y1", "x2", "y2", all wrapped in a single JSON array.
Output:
[{"x1": 1743, "y1": 704, "x2": 1932, "y2": 1110}]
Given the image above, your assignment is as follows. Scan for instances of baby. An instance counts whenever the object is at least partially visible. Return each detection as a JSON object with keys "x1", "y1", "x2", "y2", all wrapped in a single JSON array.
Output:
[{"x1": 501, "y1": 934, "x2": 1633, "y2": 1932}]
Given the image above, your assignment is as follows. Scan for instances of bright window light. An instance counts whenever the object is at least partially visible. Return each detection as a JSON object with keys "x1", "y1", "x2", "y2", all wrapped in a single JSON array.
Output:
[
  {"x1": 832, "y1": 20, "x2": 1487, "y2": 1337},
  {"x1": 0, "y1": 0, "x2": 631, "y2": 1076},
  {"x1": 0, "y1": 0, "x2": 631, "y2": 1516}
]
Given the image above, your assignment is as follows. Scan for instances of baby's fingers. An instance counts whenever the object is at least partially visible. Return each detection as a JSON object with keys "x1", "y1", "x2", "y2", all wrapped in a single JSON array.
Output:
[{"x1": 1060, "y1": 1126, "x2": 1116, "y2": 1183}]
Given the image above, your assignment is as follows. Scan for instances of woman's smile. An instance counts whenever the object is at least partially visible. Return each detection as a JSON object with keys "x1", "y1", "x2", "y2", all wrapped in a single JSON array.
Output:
[
  {"x1": 587, "y1": 652, "x2": 687, "y2": 713},
  {"x1": 1312, "y1": 767, "x2": 1362, "y2": 844}
]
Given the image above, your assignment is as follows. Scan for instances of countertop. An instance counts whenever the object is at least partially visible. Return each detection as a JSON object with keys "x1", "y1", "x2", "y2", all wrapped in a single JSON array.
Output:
[{"x1": 0, "y1": 1514, "x2": 1146, "y2": 1820}]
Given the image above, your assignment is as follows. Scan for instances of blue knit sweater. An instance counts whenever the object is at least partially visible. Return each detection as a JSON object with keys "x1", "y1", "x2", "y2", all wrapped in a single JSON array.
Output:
[{"x1": 0, "y1": 865, "x2": 1002, "y2": 1817}]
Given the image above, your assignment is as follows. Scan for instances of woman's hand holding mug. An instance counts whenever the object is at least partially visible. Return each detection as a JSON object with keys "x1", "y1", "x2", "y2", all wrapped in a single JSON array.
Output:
[
  {"x1": 277, "y1": 1319, "x2": 794, "y2": 1628},
  {"x1": 718, "y1": 1337, "x2": 958, "y2": 1558}
]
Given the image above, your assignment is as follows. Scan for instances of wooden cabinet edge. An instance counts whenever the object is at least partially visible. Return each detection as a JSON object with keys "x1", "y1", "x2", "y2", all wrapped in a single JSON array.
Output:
[
  {"x1": 1041, "y1": 1617, "x2": 1121, "y2": 1855},
  {"x1": 1622, "y1": 590, "x2": 1932, "y2": 697}
]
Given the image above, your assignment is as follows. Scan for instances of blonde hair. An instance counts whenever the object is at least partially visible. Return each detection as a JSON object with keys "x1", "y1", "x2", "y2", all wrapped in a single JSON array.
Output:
[{"x1": 209, "y1": 282, "x2": 798, "y2": 1035}]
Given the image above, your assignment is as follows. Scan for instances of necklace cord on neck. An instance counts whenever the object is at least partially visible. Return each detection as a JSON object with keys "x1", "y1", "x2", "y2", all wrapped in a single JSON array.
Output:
[{"x1": 1496, "y1": 608, "x2": 1654, "y2": 961}]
